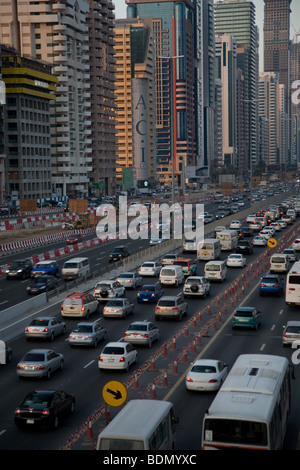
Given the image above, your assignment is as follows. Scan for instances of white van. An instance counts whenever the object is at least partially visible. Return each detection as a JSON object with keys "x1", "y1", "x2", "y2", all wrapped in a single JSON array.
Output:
[
  {"x1": 270, "y1": 254, "x2": 290, "y2": 273},
  {"x1": 159, "y1": 265, "x2": 184, "y2": 286},
  {"x1": 204, "y1": 260, "x2": 227, "y2": 282},
  {"x1": 62, "y1": 257, "x2": 90, "y2": 280}
]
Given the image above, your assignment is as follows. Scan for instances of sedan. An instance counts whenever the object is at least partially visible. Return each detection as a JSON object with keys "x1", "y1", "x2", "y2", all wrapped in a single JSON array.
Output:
[
  {"x1": 232, "y1": 307, "x2": 262, "y2": 330},
  {"x1": 185, "y1": 359, "x2": 228, "y2": 392},
  {"x1": 115, "y1": 272, "x2": 143, "y2": 289},
  {"x1": 283, "y1": 321, "x2": 300, "y2": 347},
  {"x1": 282, "y1": 248, "x2": 297, "y2": 263},
  {"x1": 138, "y1": 261, "x2": 162, "y2": 276},
  {"x1": 16, "y1": 349, "x2": 64, "y2": 379},
  {"x1": 229, "y1": 220, "x2": 242, "y2": 229},
  {"x1": 98, "y1": 342, "x2": 137, "y2": 371},
  {"x1": 66, "y1": 234, "x2": 83, "y2": 245},
  {"x1": 292, "y1": 238, "x2": 300, "y2": 251},
  {"x1": 270, "y1": 222, "x2": 281, "y2": 232},
  {"x1": 215, "y1": 212, "x2": 226, "y2": 220},
  {"x1": 252, "y1": 235, "x2": 267, "y2": 246},
  {"x1": 123, "y1": 321, "x2": 160, "y2": 348},
  {"x1": 149, "y1": 238, "x2": 163, "y2": 245},
  {"x1": 277, "y1": 219, "x2": 287, "y2": 229},
  {"x1": 161, "y1": 253, "x2": 178, "y2": 265},
  {"x1": 103, "y1": 298, "x2": 134, "y2": 318},
  {"x1": 137, "y1": 284, "x2": 164, "y2": 303},
  {"x1": 68, "y1": 321, "x2": 107, "y2": 347},
  {"x1": 26, "y1": 275, "x2": 58, "y2": 295},
  {"x1": 25, "y1": 317, "x2": 66, "y2": 342},
  {"x1": 14, "y1": 390, "x2": 75, "y2": 429},
  {"x1": 259, "y1": 230, "x2": 272, "y2": 240},
  {"x1": 226, "y1": 254, "x2": 246, "y2": 268},
  {"x1": 259, "y1": 274, "x2": 284, "y2": 296}
]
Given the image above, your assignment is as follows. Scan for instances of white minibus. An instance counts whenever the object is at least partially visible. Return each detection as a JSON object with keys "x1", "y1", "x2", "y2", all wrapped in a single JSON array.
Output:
[
  {"x1": 96, "y1": 400, "x2": 178, "y2": 450},
  {"x1": 62, "y1": 257, "x2": 90, "y2": 280},
  {"x1": 204, "y1": 260, "x2": 227, "y2": 282},
  {"x1": 270, "y1": 253, "x2": 290, "y2": 273},
  {"x1": 197, "y1": 239, "x2": 221, "y2": 260},
  {"x1": 216, "y1": 230, "x2": 238, "y2": 251},
  {"x1": 286, "y1": 261, "x2": 300, "y2": 305}
]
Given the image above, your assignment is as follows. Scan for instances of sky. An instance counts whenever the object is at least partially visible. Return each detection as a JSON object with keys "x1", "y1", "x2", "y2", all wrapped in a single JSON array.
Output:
[{"x1": 113, "y1": 0, "x2": 300, "y2": 70}]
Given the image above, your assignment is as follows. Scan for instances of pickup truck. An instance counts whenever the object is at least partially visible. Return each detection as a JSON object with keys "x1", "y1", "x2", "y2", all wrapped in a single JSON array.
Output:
[{"x1": 31, "y1": 260, "x2": 60, "y2": 277}]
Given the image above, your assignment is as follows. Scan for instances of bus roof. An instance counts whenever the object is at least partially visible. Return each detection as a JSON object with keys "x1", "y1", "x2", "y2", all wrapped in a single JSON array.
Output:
[
  {"x1": 288, "y1": 261, "x2": 300, "y2": 275},
  {"x1": 98, "y1": 400, "x2": 173, "y2": 440}
]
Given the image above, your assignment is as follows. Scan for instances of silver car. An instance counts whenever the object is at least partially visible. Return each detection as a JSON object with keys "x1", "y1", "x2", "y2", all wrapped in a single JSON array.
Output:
[
  {"x1": 283, "y1": 321, "x2": 300, "y2": 346},
  {"x1": 103, "y1": 298, "x2": 134, "y2": 318},
  {"x1": 155, "y1": 293, "x2": 188, "y2": 321},
  {"x1": 16, "y1": 349, "x2": 64, "y2": 379},
  {"x1": 183, "y1": 276, "x2": 210, "y2": 298},
  {"x1": 68, "y1": 321, "x2": 107, "y2": 347},
  {"x1": 98, "y1": 342, "x2": 137, "y2": 371},
  {"x1": 25, "y1": 317, "x2": 66, "y2": 342},
  {"x1": 123, "y1": 321, "x2": 160, "y2": 348},
  {"x1": 115, "y1": 272, "x2": 143, "y2": 289}
]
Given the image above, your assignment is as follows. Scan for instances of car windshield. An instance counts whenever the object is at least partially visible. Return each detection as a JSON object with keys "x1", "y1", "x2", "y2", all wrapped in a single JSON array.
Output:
[
  {"x1": 103, "y1": 346, "x2": 125, "y2": 355},
  {"x1": 21, "y1": 353, "x2": 45, "y2": 362},
  {"x1": 30, "y1": 319, "x2": 49, "y2": 326},
  {"x1": 63, "y1": 262, "x2": 77, "y2": 268},
  {"x1": 191, "y1": 365, "x2": 217, "y2": 373},
  {"x1": 35, "y1": 262, "x2": 51, "y2": 268},
  {"x1": 112, "y1": 248, "x2": 123, "y2": 253},
  {"x1": 10, "y1": 261, "x2": 24, "y2": 268},
  {"x1": 128, "y1": 324, "x2": 147, "y2": 331},
  {"x1": 32, "y1": 277, "x2": 47, "y2": 285},
  {"x1": 73, "y1": 325, "x2": 93, "y2": 333},
  {"x1": 106, "y1": 300, "x2": 123, "y2": 306},
  {"x1": 140, "y1": 286, "x2": 155, "y2": 291}
]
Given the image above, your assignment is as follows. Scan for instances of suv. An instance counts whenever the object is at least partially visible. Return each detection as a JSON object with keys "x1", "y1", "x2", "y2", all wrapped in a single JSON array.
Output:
[
  {"x1": 236, "y1": 239, "x2": 253, "y2": 255},
  {"x1": 259, "y1": 274, "x2": 284, "y2": 296},
  {"x1": 61, "y1": 292, "x2": 99, "y2": 318},
  {"x1": 183, "y1": 276, "x2": 210, "y2": 298},
  {"x1": 6, "y1": 258, "x2": 33, "y2": 279},
  {"x1": 109, "y1": 246, "x2": 129, "y2": 262},
  {"x1": 232, "y1": 307, "x2": 261, "y2": 330},
  {"x1": 155, "y1": 293, "x2": 188, "y2": 321},
  {"x1": 94, "y1": 280, "x2": 125, "y2": 301}
]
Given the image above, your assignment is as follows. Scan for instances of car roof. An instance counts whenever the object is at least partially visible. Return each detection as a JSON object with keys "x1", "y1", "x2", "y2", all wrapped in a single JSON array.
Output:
[
  {"x1": 262, "y1": 274, "x2": 279, "y2": 279},
  {"x1": 236, "y1": 307, "x2": 255, "y2": 311},
  {"x1": 65, "y1": 291, "x2": 90, "y2": 298}
]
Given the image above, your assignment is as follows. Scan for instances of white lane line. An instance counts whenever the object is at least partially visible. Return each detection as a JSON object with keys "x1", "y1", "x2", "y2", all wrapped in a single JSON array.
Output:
[
  {"x1": 0, "y1": 430, "x2": 6, "y2": 436},
  {"x1": 271, "y1": 324, "x2": 276, "y2": 331},
  {"x1": 260, "y1": 343, "x2": 266, "y2": 351},
  {"x1": 279, "y1": 309, "x2": 284, "y2": 316},
  {"x1": 84, "y1": 360, "x2": 95, "y2": 369}
]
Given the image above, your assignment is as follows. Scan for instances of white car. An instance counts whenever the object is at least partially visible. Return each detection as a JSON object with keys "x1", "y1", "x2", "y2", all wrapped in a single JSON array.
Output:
[
  {"x1": 98, "y1": 342, "x2": 137, "y2": 371},
  {"x1": 161, "y1": 253, "x2": 178, "y2": 265},
  {"x1": 270, "y1": 222, "x2": 281, "y2": 232},
  {"x1": 185, "y1": 359, "x2": 228, "y2": 392},
  {"x1": 246, "y1": 214, "x2": 256, "y2": 223},
  {"x1": 94, "y1": 280, "x2": 125, "y2": 301},
  {"x1": 253, "y1": 236, "x2": 267, "y2": 246},
  {"x1": 229, "y1": 220, "x2": 242, "y2": 229},
  {"x1": 292, "y1": 239, "x2": 300, "y2": 251},
  {"x1": 259, "y1": 230, "x2": 272, "y2": 240},
  {"x1": 249, "y1": 221, "x2": 262, "y2": 231},
  {"x1": 282, "y1": 248, "x2": 297, "y2": 262},
  {"x1": 138, "y1": 261, "x2": 162, "y2": 276},
  {"x1": 115, "y1": 272, "x2": 143, "y2": 289},
  {"x1": 277, "y1": 219, "x2": 287, "y2": 229},
  {"x1": 226, "y1": 254, "x2": 246, "y2": 268},
  {"x1": 150, "y1": 238, "x2": 163, "y2": 245}
]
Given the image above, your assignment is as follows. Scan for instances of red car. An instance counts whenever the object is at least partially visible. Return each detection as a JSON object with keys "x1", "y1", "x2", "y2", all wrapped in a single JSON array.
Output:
[{"x1": 67, "y1": 235, "x2": 83, "y2": 245}]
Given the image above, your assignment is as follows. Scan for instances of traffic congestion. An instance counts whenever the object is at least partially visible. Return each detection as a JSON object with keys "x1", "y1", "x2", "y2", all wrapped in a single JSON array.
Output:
[{"x1": 1, "y1": 187, "x2": 300, "y2": 450}]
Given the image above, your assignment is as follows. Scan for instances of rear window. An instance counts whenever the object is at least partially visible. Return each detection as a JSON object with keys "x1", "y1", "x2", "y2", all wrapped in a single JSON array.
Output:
[
  {"x1": 234, "y1": 310, "x2": 253, "y2": 317},
  {"x1": 191, "y1": 365, "x2": 216, "y2": 373},
  {"x1": 160, "y1": 268, "x2": 175, "y2": 275},
  {"x1": 286, "y1": 325, "x2": 300, "y2": 334},
  {"x1": 106, "y1": 300, "x2": 123, "y2": 306},
  {"x1": 158, "y1": 300, "x2": 175, "y2": 307},
  {"x1": 288, "y1": 275, "x2": 300, "y2": 285},
  {"x1": 205, "y1": 265, "x2": 220, "y2": 271},
  {"x1": 73, "y1": 325, "x2": 93, "y2": 333},
  {"x1": 63, "y1": 298, "x2": 82, "y2": 306},
  {"x1": 140, "y1": 286, "x2": 155, "y2": 291},
  {"x1": 271, "y1": 257, "x2": 285, "y2": 263},
  {"x1": 103, "y1": 346, "x2": 125, "y2": 355}
]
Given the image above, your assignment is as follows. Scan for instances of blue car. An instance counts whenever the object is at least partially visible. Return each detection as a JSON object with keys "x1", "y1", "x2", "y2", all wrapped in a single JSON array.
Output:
[
  {"x1": 259, "y1": 274, "x2": 284, "y2": 296},
  {"x1": 31, "y1": 261, "x2": 60, "y2": 278},
  {"x1": 137, "y1": 284, "x2": 164, "y2": 303}
]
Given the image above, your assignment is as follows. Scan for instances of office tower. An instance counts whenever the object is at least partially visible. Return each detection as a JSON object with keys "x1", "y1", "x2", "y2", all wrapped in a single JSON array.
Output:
[
  {"x1": 1, "y1": 45, "x2": 56, "y2": 200},
  {"x1": 126, "y1": 0, "x2": 196, "y2": 189},
  {"x1": 214, "y1": 78, "x2": 223, "y2": 173},
  {"x1": 0, "y1": 46, "x2": 5, "y2": 203},
  {"x1": 289, "y1": 40, "x2": 300, "y2": 165},
  {"x1": 86, "y1": 0, "x2": 117, "y2": 196},
  {"x1": 215, "y1": 34, "x2": 237, "y2": 167},
  {"x1": 258, "y1": 72, "x2": 279, "y2": 167},
  {"x1": 114, "y1": 18, "x2": 156, "y2": 188},
  {"x1": 215, "y1": 0, "x2": 259, "y2": 173}
]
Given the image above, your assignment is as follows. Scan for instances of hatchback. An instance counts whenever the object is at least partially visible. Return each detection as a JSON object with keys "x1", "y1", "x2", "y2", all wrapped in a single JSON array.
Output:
[
  {"x1": 103, "y1": 298, "x2": 134, "y2": 318},
  {"x1": 68, "y1": 321, "x2": 107, "y2": 347},
  {"x1": 232, "y1": 307, "x2": 261, "y2": 330},
  {"x1": 25, "y1": 317, "x2": 66, "y2": 342},
  {"x1": 259, "y1": 275, "x2": 284, "y2": 296},
  {"x1": 98, "y1": 342, "x2": 137, "y2": 371},
  {"x1": 137, "y1": 284, "x2": 164, "y2": 303},
  {"x1": 185, "y1": 359, "x2": 228, "y2": 392},
  {"x1": 115, "y1": 272, "x2": 143, "y2": 289},
  {"x1": 283, "y1": 321, "x2": 300, "y2": 347},
  {"x1": 123, "y1": 321, "x2": 160, "y2": 348},
  {"x1": 16, "y1": 349, "x2": 64, "y2": 379}
]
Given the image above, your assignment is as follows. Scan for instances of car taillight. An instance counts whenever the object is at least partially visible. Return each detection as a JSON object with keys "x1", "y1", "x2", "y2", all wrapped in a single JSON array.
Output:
[
  {"x1": 81, "y1": 306, "x2": 85, "y2": 311},
  {"x1": 155, "y1": 306, "x2": 161, "y2": 310},
  {"x1": 99, "y1": 356, "x2": 103, "y2": 361},
  {"x1": 119, "y1": 357, "x2": 125, "y2": 362},
  {"x1": 43, "y1": 328, "x2": 49, "y2": 332},
  {"x1": 186, "y1": 377, "x2": 193, "y2": 382},
  {"x1": 143, "y1": 334, "x2": 149, "y2": 338},
  {"x1": 209, "y1": 379, "x2": 218, "y2": 383},
  {"x1": 274, "y1": 284, "x2": 279, "y2": 287},
  {"x1": 25, "y1": 327, "x2": 28, "y2": 332},
  {"x1": 151, "y1": 293, "x2": 155, "y2": 297},
  {"x1": 172, "y1": 307, "x2": 178, "y2": 310},
  {"x1": 42, "y1": 409, "x2": 50, "y2": 416}
]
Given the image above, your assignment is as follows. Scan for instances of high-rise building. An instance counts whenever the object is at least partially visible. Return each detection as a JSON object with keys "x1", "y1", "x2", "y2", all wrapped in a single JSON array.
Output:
[{"x1": 258, "y1": 72, "x2": 279, "y2": 166}]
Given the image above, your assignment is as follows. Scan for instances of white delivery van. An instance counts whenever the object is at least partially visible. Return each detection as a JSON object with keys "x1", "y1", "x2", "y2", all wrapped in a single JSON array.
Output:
[
  {"x1": 270, "y1": 254, "x2": 290, "y2": 273},
  {"x1": 159, "y1": 265, "x2": 184, "y2": 286},
  {"x1": 204, "y1": 260, "x2": 227, "y2": 282},
  {"x1": 62, "y1": 257, "x2": 90, "y2": 280}
]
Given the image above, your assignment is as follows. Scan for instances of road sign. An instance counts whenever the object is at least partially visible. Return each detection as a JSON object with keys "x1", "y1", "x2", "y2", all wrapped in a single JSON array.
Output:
[
  {"x1": 267, "y1": 238, "x2": 277, "y2": 248},
  {"x1": 102, "y1": 381, "x2": 127, "y2": 407}
]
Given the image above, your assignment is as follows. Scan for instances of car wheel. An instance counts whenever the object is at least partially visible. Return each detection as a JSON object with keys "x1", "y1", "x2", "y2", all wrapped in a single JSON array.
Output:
[
  {"x1": 52, "y1": 415, "x2": 59, "y2": 429},
  {"x1": 46, "y1": 369, "x2": 51, "y2": 380},
  {"x1": 94, "y1": 339, "x2": 98, "y2": 348},
  {"x1": 59, "y1": 360, "x2": 64, "y2": 371},
  {"x1": 70, "y1": 400, "x2": 75, "y2": 414},
  {"x1": 50, "y1": 332, "x2": 54, "y2": 342},
  {"x1": 62, "y1": 325, "x2": 66, "y2": 335},
  {"x1": 148, "y1": 339, "x2": 152, "y2": 348}
]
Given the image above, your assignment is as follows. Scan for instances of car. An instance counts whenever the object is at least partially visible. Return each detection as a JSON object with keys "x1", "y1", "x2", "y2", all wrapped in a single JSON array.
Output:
[
  {"x1": 138, "y1": 261, "x2": 162, "y2": 276},
  {"x1": 259, "y1": 274, "x2": 284, "y2": 296},
  {"x1": 252, "y1": 235, "x2": 267, "y2": 246},
  {"x1": 123, "y1": 321, "x2": 160, "y2": 348},
  {"x1": 103, "y1": 298, "x2": 134, "y2": 318},
  {"x1": 277, "y1": 219, "x2": 287, "y2": 229},
  {"x1": 0, "y1": 343, "x2": 12, "y2": 364},
  {"x1": 14, "y1": 390, "x2": 75, "y2": 429},
  {"x1": 232, "y1": 307, "x2": 262, "y2": 330},
  {"x1": 203, "y1": 214, "x2": 215, "y2": 224},
  {"x1": 66, "y1": 234, "x2": 83, "y2": 244},
  {"x1": 94, "y1": 280, "x2": 125, "y2": 301},
  {"x1": 161, "y1": 253, "x2": 178, "y2": 265},
  {"x1": 31, "y1": 261, "x2": 60, "y2": 277},
  {"x1": 226, "y1": 254, "x2": 246, "y2": 268},
  {"x1": 6, "y1": 259, "x2": 33, "y2": 280},
  {"x1": 155, "y1": 293, "x2": 188, "y2": 321},
  {"x1": 68, "y1": 320, "x2": 107, "y2": 347},
  {"x1": 282, "y1": 214, "x2": 293, "y2": 224},
  {"x1": 239, "y1": 227, "x2": 253, "y2": 238},
  {"x1": 172, "y1": 258, "x2": 197, "y2": 276},
  {"x1": 185, "y1": 359, "x2": 228, "y2": 392},
  {"x1": 229, "y1": 220, "x2": 242, "y2": 229},
  {"x1": 215, "y1": 211, "x2": 226, "y2": 220},
  {"x1": 137, "y1": 284, "x2": 164, "y2": 303},
  {"x1": 182, "y1": 238, "x2": 197, "y2": 252},
  {"x1": 25, "y1": 317, "x2": 66, "y2": 341},
  {"x1": 115, "y1": 272, "x2": 143, "y2": 289},
  {"x1": 292, "y1": 239, "x2": 300, "y2": 251},
  {"x1": 259, "y1": 229, "x2": 272, "y2": 240},
  {"x1": 183, "y1": 276, "x2": 210, "y2": 298},
  {"x1": 282, "y1": 248, "x2": 297, "y2": 262},
  {"x1": 270, "y1": 222, "x2": 281, "y2": 232},
  {"x1": 109, "y1": 245, "x2": 129, "y2": 262},
  {"x1": 236, "y1": 239, "x2": 253, "y2": 254},
  {"x1": 26, "y1": 275, "x2": 58, "y2": 295},
  {"x1": 98, "y1": 342, "x2": 137, "y2": 371},
  {"x1": 16, "y1": 349, "x2": 64, "y2": 379},
  {"x1": 248, "y1": 221, "x2": 262, "y2": 231},
  {"x1": 246, "y1": 214, "x2": 256, "y2": 223},
  {"x1": 61, "y1": 292, "x2": 99, "y2": 318},
  {"x1": 150, "y1": 237, "x2": 164, "y2": 245},
  {"x1": 283, "y1": 321, "x2": 300, "y2": 347}
]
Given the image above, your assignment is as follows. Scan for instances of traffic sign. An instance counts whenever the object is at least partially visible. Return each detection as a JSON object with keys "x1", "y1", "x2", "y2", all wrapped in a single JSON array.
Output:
[
  {"x1": 267, "y1": 238, "x2": 277, "y2": 248},
  {"x1": 102, "y1": 381, "x2": 127, "y2": 407}
]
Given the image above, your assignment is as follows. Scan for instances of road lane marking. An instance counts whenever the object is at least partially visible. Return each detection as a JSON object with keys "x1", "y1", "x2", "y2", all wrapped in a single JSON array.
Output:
[
  {"x1": 84, "y1": 360, "x2": 95, "y2": 368},
  {"x1": 260, "y1": 343, "x2": 266, "y2": 351}
]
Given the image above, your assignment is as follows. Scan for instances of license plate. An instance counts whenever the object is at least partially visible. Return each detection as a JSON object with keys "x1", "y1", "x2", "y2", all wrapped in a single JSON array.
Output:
[{"x1": 26, "y1": 419, "x2": 34, "y2": 424}]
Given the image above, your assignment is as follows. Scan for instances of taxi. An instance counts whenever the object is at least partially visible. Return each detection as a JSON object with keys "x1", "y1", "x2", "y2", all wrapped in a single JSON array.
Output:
[{"x1": 172, "y1": 258, "x2": 197, "y2": 276}]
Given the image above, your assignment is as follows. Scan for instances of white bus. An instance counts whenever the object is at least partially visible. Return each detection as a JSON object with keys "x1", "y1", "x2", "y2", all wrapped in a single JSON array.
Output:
[
  {"x1": 202, "y1": 354, "x2": 293, "y2": 450},
  {"x1": 197, "y1": 238, "x2": 221, "y2": 260},
  {"x1": 96, "y1": 400, "x2": 178, "y2": 450},
  {"x1": 286, "y1": 261, "x2": 300, "y2": 306},
  {"x1": 216, "y1": 230, "x2": 238, "y2": 251}
]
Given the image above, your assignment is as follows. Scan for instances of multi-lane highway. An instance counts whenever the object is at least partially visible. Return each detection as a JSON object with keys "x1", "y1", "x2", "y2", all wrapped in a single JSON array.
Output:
[{"x1": 1, "y1": 194, "x2": 300, "y2": 451}]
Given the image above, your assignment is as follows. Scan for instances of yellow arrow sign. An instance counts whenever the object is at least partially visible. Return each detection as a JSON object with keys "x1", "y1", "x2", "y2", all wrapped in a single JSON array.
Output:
[
  {"x1": 267, "y1": 238, "x2": 277, "y2": 248},
  {"x1": 102, "y1": 381, "x2": 127, "y2": 407}
]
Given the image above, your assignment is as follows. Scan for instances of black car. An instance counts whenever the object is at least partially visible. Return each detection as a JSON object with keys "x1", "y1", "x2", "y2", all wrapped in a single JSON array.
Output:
[
  {"x1": 27, "y1": 275, "x2": 58, "y2": 295},
  {"x1": 6, "y1": 259, "x2": 33, "y2": 280},
  {"x1": 109, "y1": 245, "x2": 129, "y2": 262},
  {"x1": 215, "y1": 212, "x2": 226, "y2": 220},
  {"x1": 239, "y1": 227, "x2": 253, "y2": 238},
  {"x1": 236, "y1": 239, "x2": 253, "y2": 255},
  {"x1": 14, "y1": 390, "x2": 75, "y2": 429}
]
